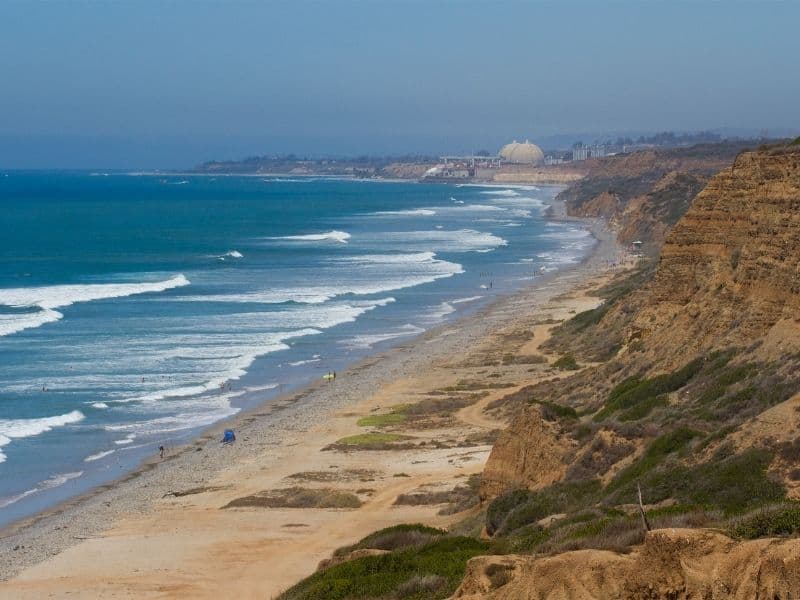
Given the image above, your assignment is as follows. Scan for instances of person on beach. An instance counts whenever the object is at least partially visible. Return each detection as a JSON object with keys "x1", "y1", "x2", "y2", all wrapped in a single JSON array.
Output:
[{"x1": 159, "y1": 445, "x2": 165, "y2": 459}]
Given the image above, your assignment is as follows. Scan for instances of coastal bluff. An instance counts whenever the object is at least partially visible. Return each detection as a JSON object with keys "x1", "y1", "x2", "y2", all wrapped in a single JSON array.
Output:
[{"x1": 468, "y1": 142, "x2": 800, "y2": 599}]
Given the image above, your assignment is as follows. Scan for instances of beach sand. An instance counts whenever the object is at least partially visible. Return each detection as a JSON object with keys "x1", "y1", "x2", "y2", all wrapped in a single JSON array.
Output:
[{"x1": 0, "y1": 212, "x2": 629, "y2": 599}]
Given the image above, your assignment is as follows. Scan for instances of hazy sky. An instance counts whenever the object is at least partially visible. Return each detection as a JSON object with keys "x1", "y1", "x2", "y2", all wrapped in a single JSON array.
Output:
[{"x1": 0, "y1": 0, "x2": 797, "y2": 168}]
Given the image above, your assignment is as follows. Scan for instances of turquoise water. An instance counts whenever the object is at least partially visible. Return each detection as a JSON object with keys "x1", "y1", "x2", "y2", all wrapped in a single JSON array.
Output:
[{"x1": 0, "y1": 172, "x2": 594, "y2": 525}]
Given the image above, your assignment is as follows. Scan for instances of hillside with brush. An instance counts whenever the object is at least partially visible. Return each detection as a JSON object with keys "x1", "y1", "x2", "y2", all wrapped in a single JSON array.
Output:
[{"x1": 278, "y1": 140, "x2": 800, "y2": 600}]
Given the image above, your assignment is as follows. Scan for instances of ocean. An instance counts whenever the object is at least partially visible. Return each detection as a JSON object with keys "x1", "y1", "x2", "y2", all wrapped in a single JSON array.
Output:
[{"x1": 0, "y1": 172, "x2": 594, "y2": 526}]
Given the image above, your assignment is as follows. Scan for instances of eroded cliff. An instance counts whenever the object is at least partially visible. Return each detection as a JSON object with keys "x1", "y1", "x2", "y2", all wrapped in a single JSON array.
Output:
[{"x1": 471, "y1": 142, "x2": 800, "y2": 598}]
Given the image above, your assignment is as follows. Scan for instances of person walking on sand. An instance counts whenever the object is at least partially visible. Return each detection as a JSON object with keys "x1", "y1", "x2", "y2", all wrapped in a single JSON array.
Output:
[{"x1": 159, "y1": 445, "x2": 165, "y2": 459}]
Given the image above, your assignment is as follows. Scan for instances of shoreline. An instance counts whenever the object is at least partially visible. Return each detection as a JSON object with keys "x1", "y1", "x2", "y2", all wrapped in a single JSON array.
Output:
[
  {"x1": 0, "y1": 180, "x2": 566, "y2": 536},
  {"x1": 0, "y1": 204, "x2": 628, "y2": 595}
]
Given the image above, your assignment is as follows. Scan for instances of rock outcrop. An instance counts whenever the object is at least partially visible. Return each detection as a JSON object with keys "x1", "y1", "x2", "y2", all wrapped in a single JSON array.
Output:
[
  {"x1": 451, "y1": 528, "x2": 800, "y2": 600},
  {"x1": 627, "y1": 144, "x2": 800, "y2": 370},
  {"x1": 479, "y1": 406, "x2": 571, "y2": 500},
  {"x1": 559, "y1": 141, "x2": 756, "y2": 252}
]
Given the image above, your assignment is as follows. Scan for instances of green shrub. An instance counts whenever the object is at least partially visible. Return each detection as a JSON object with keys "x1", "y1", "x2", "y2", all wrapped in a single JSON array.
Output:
[
  {"x1": 567, "y1": 305, "x2": 610, "y2": 332},
  {"x1": 505, "y1": 524, "x2": 551, "y2": 553},
  {"x1": 529, "y1": 399, "x2": 578, "y2": 421},
  {"x1": 618, "y1": 394, "x2": 668, "y2": 421},
  {"x1": 279, "y1": 536, "x2": 488, "y2": 600},
  {"x1": 486, "y1": 488, "x2": 531, "y2": 536},
  {"x1": 594, "y1": 357, "x2": 704, "y2": 421},
  {"x1": 608, "y1": 448, "x2": 784, "y2": 515},
  {"x1": 493, "y1": 480, "x2": 602, "y2": 536},
  {"x1": 729, "y1": 503, "x2": 800, "y2": 539},
  {"x1": 608, "y1": 427, "x2": 700, "y2": 490},
  {"x1": 334, "y1": 524, "x2": 446, "y2": 556},
  {"x1": 553, "y1": 354, "x2": 580, "y2": 371}
]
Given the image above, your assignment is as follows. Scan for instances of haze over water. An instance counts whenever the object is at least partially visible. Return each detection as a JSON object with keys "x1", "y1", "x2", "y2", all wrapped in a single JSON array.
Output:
[{"x1": 0, "y1": 174, "x2": 594, "y2": 525}]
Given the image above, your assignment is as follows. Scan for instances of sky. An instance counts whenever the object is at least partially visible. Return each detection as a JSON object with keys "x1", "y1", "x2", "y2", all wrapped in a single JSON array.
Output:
[{"x1": 0, "y1": 0, "x2": 798, "y2": 169}]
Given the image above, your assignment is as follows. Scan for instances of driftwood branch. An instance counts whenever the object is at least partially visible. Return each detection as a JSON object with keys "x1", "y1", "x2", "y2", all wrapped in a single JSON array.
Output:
[{"x1": 637, "y1": 482, "x2": 651, "y2": 532}]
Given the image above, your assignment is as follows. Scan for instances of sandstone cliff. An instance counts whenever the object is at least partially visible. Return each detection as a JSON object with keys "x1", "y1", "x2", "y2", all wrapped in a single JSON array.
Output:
[
  {"x1": 629, "y1": 144, "x2": 800, "y2": 369},
  {"x1": 480, "y1": 406, "x2": 571, "y2": 500},
  {"x1": 470, "y1": 143, "x2": 800, "y2": 598},
  {"x1": 558, "y1": 141, "x2": 757, "y2": 252},
  {"x1": 452, "y1": 528, "x2": 800, "y2": 600}
]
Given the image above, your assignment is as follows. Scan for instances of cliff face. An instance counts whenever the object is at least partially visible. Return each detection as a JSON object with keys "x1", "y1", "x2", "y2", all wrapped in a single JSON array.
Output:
[
  {"x1": 559, "y1": 141, "x2": 756, "y2": 252},
  {"x1": 467, "y1": 145, "x2": 800, "y2": 599},
  {"x1": 479, "y1": 407, "x2": 570, "y2": 500},
  {"x1": 628, "y1": 145, "x2": 800, "y2": 370},
  {"x1": 483, "y1": 146, "x2": 800, "y2": 501},
  {"x1": 452, "y1": 529, "x2": 800, "y2": 600}
]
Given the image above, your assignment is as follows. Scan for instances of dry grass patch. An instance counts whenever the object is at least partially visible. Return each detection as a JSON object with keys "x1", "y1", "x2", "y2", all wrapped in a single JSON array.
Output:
[
  {"x1": 223, "y1": 487, "x2": 362, "y2": 509},
  {"x1": 286, "y1": 468, "x2": 379, "y2": 482},
  {"x1": 394, "y1": 475, "x2": 481, "y2": 515}
]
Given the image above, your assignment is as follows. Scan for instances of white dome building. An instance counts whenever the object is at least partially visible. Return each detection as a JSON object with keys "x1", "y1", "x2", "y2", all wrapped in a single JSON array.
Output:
[{"x1": 499, "y1": 140, "x2": 545, "y2": 165}]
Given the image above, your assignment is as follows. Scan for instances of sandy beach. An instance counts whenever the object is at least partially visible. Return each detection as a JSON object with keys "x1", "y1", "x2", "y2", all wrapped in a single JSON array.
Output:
[{"x1": 0, "y1": 208, "x2": 628, "y2": 599}]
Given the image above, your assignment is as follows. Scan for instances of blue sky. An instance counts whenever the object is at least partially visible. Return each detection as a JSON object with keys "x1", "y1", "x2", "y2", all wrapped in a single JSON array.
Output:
[{"x1": 0, "y1": 0, "x2": 797, "y2": 168}]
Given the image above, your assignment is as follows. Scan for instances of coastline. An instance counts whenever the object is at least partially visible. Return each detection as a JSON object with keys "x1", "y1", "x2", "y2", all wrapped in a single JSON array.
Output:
[{"x1": 0, "y1": 203, "x2": 629, "y2": 596}]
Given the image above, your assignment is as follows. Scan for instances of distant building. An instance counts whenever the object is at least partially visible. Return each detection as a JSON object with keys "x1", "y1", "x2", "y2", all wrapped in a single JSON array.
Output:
[
  {"x1": 572, "y1": 143, "x2": 608, "y2": 161},
  {"x1": 572, "y1": 144, "x2": 589, "y2": 161},
  {"x1": 421, "y1": 154, "x2": 502, "y2": 181},
  {"x1": 499, "y1": 140, "x2": 545, "y2": 165}
]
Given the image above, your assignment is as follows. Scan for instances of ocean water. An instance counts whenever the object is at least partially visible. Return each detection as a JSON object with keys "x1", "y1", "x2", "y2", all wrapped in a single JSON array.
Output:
[{"x1": 0, "y1": 172, "x2": 594, "y2": 526}]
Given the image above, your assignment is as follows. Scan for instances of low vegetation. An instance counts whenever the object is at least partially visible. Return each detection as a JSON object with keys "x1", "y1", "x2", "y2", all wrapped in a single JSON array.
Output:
[
  {"x1": 543, "y1": 261, "x2": 656, "y2": 361},
  {"x1": 327, "y1": 433, "x2": 410, "y2": 450},
  {"x1": 279, "y1": 530, "x2": 489, "y2": 600},
  {"x1": 728, "y1": 503, "x2": 800, "y2": 539},
  {"x1": 553, "y1": 353, "x2": 580, "y2": 371},
  {"x1": 357, "y1": 412, "x2": 407, "y2": 427},
  {"x1": 394, "y1": 475, "x2": 481, "y2": 516},
  {"x1": 223, "y1": 487, "x2": 362, "y2": 509}
]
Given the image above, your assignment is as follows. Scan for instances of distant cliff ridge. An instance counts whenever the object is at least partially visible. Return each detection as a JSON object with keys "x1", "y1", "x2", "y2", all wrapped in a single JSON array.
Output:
[{"x1": 558, "y1": 141, "x2": 762, "y2": 252}]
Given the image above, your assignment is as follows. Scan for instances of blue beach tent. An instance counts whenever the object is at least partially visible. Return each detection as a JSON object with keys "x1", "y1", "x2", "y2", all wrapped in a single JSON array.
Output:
[{"x1": 222, "y1": 429, "x2": 236, "y2": 444}]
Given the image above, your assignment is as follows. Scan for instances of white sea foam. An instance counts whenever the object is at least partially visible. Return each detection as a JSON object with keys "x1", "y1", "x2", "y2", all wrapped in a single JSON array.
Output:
[
  {"x1": 104, "y1": 392, "x2": 240, "y2": 436},
  {"x1": 356, "y1": 229, "x2": 507, "y2": 254},
  {"x1": 221, "y1": 250, "x2": 243, "y2": 259},
  {"x1": 184, "y1": 251, "x2": 463, "y2": 304},
  {"x1": 262, "y1": 177, "x2": 313, "y2": 183},
  {"x1": 91, "y1": 402, "x2": 109, "y2": 409},
  {"x1": 371, "y1": 208, "x2": 436, "y2": 216},
  {"x1": 425, "y1": 302, "x2": 456, "y2": 321},
  {"x1": 481, "y1": 189, "x2": 520, "y2": 197},
  {"x1": 540, "y1": 227, "x2": 592, "y2": 241},
  {"x1": 0, "y1": 410, "x2": 86, "y2": 464},
  {"x1": 340, "y1": 324, "x2": 425, "y2": 350},
  {"x1": 0, "y1": 309, "x2": 63, "y2": 337},
  {"x1": 451, "y1": 295, "x2": 483, "y2": 305},
  {"x1": 287, "y1": 358, "x2": 322, "y2": 367},
  {"x1": 41, "y1": 471, "x2": 83, "y2": 488},
  {"x1": 114, "y1": 434, "x2": 136, "y2": 445},
  {"x1": 0, "y1": 488, "x2": 38, "y2": 509},
  {"x1": 271, "y1": 230, "x2": 351, "y2": 244},
  {"x1": 0, "y1": 275, "x2": 190, "y2": 337},
  {"x1": 0, "y1": 471, "x2": 83, "y2": 509},
  {"x1": 84, "y1": 449, "x2": 115, "y2": 462}
]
